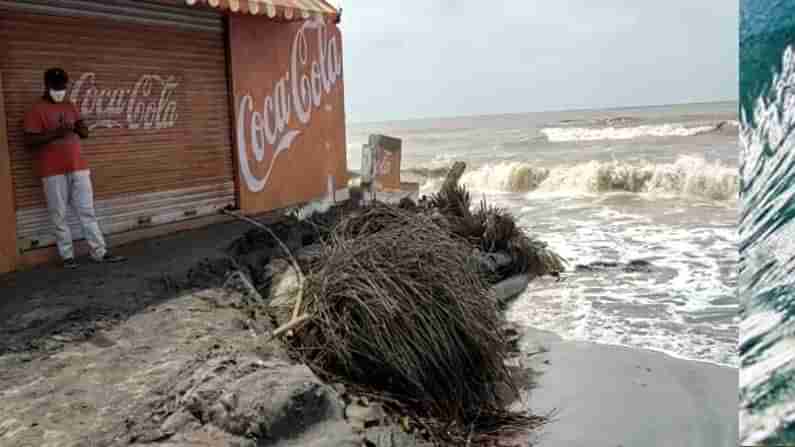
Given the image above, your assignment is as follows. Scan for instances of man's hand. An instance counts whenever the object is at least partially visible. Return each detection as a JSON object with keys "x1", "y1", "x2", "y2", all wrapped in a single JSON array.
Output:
[{"x1": 74, "y1": 120, "x2": 89, "y2": 139}]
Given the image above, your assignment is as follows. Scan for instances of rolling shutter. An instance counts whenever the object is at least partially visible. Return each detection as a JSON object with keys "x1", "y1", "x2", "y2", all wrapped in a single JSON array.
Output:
[{"x1": 0, "y1": 2, "x2": 236, "y2": 252}]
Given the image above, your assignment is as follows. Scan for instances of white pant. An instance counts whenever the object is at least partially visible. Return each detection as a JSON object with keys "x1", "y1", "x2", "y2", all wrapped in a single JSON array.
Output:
[{"x1": 42, "y1": 170, "x2": 107, "y2": 261}]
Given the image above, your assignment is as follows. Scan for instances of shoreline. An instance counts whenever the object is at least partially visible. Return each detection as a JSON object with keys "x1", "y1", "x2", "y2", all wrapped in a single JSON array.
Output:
[
  {"x1": 519, "y1": 326, "x2": 738, "y2": 447},
  {"x1": 0, "y1": 195, "x2": 737, "y2": 446},
  {"x1": 523, "y1": 328, "x2": 738, "y2": 370}
]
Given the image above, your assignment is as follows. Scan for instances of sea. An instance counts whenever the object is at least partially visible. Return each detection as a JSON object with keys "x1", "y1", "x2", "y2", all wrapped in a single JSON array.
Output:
[
  {"x1": 739, "y1": 0, "x2": 795, "y2": 443},
  {"x1": 347, "y1": 101, "x2": 739, "y2": 370}
]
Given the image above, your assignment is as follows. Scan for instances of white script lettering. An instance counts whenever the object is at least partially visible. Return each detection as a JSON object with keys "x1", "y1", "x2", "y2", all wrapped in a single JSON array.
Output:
[
  {"x1": 69, "y1": 73, "x2": 179, "y2": 131},
  {"x1": 237, "y1": 17, "x2": 343, "y2": 193}
]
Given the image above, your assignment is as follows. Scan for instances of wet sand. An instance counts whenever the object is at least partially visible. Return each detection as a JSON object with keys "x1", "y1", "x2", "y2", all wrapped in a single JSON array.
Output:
[
  {"x1": 0, "y1": 214, "x2": 738, "y2": 447},
  {"x1": 522, "y1": 328, "x2": 738, "y2": 447}
]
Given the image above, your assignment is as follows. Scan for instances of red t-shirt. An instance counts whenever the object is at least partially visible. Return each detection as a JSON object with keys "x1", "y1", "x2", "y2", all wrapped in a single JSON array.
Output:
[{"x1": 23, "y1": 100, "x2": 88, "y2": 178}]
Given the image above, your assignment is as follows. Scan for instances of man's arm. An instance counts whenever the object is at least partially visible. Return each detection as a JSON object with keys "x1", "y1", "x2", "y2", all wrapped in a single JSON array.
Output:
[
  {"x1": 24, "y1": 127, "x2": 69, "y2": 150},
  {"x1": 23, "y1": 106, "x2": 69, "y2": 150}
]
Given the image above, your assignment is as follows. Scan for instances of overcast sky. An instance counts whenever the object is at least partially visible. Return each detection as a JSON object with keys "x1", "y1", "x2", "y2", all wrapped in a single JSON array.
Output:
[{"x1": 332, "y1": 1, "x2": 738, "y2": 123}]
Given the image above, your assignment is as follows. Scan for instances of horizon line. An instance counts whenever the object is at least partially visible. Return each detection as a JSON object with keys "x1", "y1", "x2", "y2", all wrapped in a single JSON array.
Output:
[{"x1": 348, "y1": 98, "x2": 738, "y2": 125}]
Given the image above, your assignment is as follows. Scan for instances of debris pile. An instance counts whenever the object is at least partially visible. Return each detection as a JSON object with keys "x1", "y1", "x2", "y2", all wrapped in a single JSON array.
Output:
[{"x1": 258, "y1": 162, "x2": 563, "y2": 445}]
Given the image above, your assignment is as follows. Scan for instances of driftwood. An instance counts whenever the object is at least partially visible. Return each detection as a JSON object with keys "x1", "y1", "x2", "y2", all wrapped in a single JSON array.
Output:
[
  {"x1": 490, "y1": 274, "x2": 532, "y2": 306},
  {"x1": 442, "y1": 161, "x2": 467, "y2": 194},
  {"x1": 433, "y1": 163, "x2": 564, "y2": 280},
  {"x1": 268, "y1": 313, "x2": 311, "y2": 341},
  {"x1": 433, "y1": 161, "x2": 475, "y2": 224},
  {"x1": 221, "y1": 209, "x2": 306, "y2": 338}
]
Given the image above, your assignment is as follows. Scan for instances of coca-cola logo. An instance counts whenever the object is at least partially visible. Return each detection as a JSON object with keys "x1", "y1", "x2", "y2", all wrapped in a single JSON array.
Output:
[
  {"x1": 237, "y1": 17, "x2": 343, "y2": 193},
  {"x1": 69, "y1": 72, "x2": 179, "y2": 131},
  {"x1": 376, "y1": 147, "x2": 394, "y2": 176}
]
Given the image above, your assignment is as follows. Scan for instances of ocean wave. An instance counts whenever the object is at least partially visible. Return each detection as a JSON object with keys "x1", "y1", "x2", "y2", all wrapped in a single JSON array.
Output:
[
  {"x1": 458, "y1": 163, "x2": 551, "y2": 192},
  {"x1": 403, "y1": 167, "x2": 454, "y2": 179},
  {"x1": 590, "y1": 116, "x2": 643, "y2": 127},
  {"x1": 411, "y1": 156, "x2": 738, "y2": 201},
  {"x1": 739, "y1": 45, "x2": 795, "y2": 445},
  {"x1": 541, "y1": 121, "x2": 732, "y2": 142}
]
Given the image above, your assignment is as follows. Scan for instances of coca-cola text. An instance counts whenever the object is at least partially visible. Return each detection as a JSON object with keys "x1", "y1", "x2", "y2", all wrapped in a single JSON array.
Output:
[{"x1": 69, "y1": 72, "x2": 179, "y2": 131}]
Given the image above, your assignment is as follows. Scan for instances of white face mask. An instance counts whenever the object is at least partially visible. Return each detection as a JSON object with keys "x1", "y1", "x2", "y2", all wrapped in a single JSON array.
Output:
[{"x1": 49, "y1": 89, "x2": 66, "y2": 103}]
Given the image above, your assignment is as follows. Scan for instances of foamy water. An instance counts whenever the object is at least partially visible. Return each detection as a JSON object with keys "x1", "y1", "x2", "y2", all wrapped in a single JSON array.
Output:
[
  {"x1": 506, "y1": 198, "x2": 737, "y2": 367},
  {"x1": 541, "y1": 122, "x2": 730, "y2": 142},
  {"x1": 349, "y1": 101, "x2": 738, "y2": 368},
  {"x1": 739, "y1": 45, "x2": 795, "y2": 444},
  {"x1": 452, "y1": 156, "x2": 738, "y2": 201}
]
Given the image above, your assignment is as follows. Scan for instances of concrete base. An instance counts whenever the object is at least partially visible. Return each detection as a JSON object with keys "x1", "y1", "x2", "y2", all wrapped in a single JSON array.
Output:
[{"x1": 362, "y1": 183, "x2": 420, "y2": 205}]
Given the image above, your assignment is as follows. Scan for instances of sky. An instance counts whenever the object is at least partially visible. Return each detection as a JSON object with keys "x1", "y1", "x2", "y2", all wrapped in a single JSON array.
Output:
[{"x1": 331, "y1": 0, "x2": 738, "y2": 123}]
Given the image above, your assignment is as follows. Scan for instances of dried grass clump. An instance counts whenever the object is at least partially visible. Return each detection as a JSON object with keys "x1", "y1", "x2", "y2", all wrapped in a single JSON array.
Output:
[
  {"x1": 474, "y1": 200, "x2": 566, "y2": 277},
  {"x1": 331, "y1": 202, "x2": 419, "y2": 239},
  {"x1": 293, "y1": 209, "x2": 512, "y2": 423},
  {"x1": 430, "y1": 184, "x2": 565, "y2": 277},
  {"x1": 430, "y1": 183, "x2": 473, "y2": 220},
  {"x1": 258, "y1": 161, "x2": 559, "y2": 444}
]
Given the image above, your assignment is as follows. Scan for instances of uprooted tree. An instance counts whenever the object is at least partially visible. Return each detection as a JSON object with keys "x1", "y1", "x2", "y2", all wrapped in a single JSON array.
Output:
[{"x1": 246, "y1": 162, "x2": 564, "y2": 446}]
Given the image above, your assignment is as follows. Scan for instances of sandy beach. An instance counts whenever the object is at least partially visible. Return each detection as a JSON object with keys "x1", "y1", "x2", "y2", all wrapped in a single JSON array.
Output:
[
  {"x1": 0, "y1": 213, "x2": 738, "y2": 447},
  {"x1": 521, "y1": 327, "x2": 738, "y2": 447}
]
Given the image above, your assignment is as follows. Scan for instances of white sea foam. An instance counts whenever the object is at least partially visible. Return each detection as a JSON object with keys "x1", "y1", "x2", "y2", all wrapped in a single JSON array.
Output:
[
  {"x1": 498, "y1": 195, "x2": 738, "y2": 368},
  {"x1": 458, "y1": 163, "x2": 551, "y2": 193},
  {"x1": 541, "y1": 122, "x2": 723, "y2": 142},
  {"x1": 738, "y1": 46, "x2": 795, "y2": 445},
  {"x1": 414, "y1": 164, "x2": 740, "y2": 368},
  {"x1": 740, "y1": 339, "x2": 795, "y2": 443},
  {"x1": 348, "y1": 106, "x2": 738, "y2": 371},
  {"x1": 419, "y1": 156, "x2": 738, "y2": 200}
]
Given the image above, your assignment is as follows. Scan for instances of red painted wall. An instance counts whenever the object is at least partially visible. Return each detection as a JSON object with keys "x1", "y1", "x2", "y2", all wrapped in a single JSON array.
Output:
[{"x1": 229, "y1": 14, "x2": 348, "y2": 214}]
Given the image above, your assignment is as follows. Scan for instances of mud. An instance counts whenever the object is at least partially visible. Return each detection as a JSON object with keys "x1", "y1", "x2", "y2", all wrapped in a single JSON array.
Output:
[
  {"x1": 0, "y1": 202, "x2": 538, "y2": 447},
  {"x1": 0, "y1": 211, "x2": 440, "y2": 447},
  {"x1": 0, "y1": 221, "x2": 253, "y2": 358}
]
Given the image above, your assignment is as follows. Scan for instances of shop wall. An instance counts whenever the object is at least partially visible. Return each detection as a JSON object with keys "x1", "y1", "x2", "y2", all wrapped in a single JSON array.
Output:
[
  {"x1": 1, "y1": 10, "x2": 235, "y2": 251},
  {"x1": 228, "y1": 14, "x2": 348, "y2": 214}
]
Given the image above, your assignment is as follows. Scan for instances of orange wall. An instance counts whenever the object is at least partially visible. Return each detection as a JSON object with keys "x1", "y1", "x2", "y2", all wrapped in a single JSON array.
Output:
[
  {"x1": 0, "y1": 72, "x2": 18, "y2": 273},
  {"x1": 228, "y1": 14, "x2": 348, "y2": 214}
]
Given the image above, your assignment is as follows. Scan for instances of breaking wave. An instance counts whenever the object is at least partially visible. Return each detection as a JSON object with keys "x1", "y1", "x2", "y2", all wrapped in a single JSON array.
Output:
[
  {"x1": 739, "y1": 45, "x2": 795, "y2": 445},
  {"x1": 541, "y1": 121, "x2": 736, "y2": 142},
  {"x1": 414, "y1": 156, "x2": 738, "y2": 201}
]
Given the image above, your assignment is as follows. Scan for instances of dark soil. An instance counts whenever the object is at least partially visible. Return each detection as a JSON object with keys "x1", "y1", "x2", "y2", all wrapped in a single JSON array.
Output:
[
  {"x1": 0, "y1": 220, "x2": 262, "y2": 358},
  {"x1": 0, "y1": 202, "x2": 351, "y2": 360}
]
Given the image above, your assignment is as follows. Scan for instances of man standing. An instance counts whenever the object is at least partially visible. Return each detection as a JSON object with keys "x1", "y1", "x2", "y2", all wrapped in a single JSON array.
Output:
[{"x1": 24, "y1": 68, "x2": 125, "y2": 269}]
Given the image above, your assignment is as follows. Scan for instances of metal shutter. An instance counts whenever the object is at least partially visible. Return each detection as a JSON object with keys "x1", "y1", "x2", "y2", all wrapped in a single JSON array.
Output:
[
  {"x1": 1, "y1": 3, "x2": 236, "y2": 251},
  {"x1": 0, "y1": 0, "x2": 223, "y2": 32}
]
